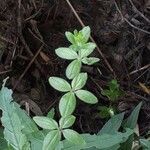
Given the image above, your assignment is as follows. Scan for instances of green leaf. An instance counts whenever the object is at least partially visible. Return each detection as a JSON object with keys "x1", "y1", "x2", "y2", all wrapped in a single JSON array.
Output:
[
  {"x1": 59, "y1": 92, "x2": 76, "y2": 117},
  {"x1": 55, "y1": 48, "x2": 78, "y2": 60},
  {"x1": 59, "y1": 115, "x2": 76, "y2": 129},
  {"x1": 25, "y1": 130, "x2": 45, "y2": 150},
  {"x1": 75, "y1": 90, "x2": 98, "y2": 104},
  {"x1": 98, "y1": 106, "x2": 114, "y2": 119},
  {"x1": 66, "y1": 59, "x2": 82, "y2": 79},
  {"x1": 140, "y1": 139, "x2": 150, "y2": 149},
  {"x1": 98, "y1": 113, "x2": 124, "y2": 135},
  {"x1": 61, "y1": 129, "x2": 133, "y2": 150},
  {"x1": 121, "y1": 102, "x2": 142, "y2": 150},
  {"x1": 0, "y1": 86, "x2": 30, "y2": 150},
  {"x1": 123, "y1": 102, "x2": 142, "y2": 129},
  {"x1": 71, "y1": 73, "x2": 87, "y2": 90},
  {"x1": 82, "y1": 57, "x2": 100, "y2": 65},
  {"x1": 49, "y1": 77, "x2": 71, "y2": 92},
  {"x1": 108, "y1": 79, "x2": 119, "y2": 91},
  {"x1": 69, "y1": 45, "x2": 78, "y2": 52},
  {"x1": 79, "y1": 43, "x2": 96, "y2": 58},
  {"x1": 96, "y1": 129, "x2": 133, "y2": 149},
  {"x1": 33, "y1": 116, "x2": 58, "y2": 130},
  {"x1": 47, "y1": 108, "x2": 55, "y2": 119},
  {"x1": 65, "y1": 32, "x2": 75, "y2": 44},
  {"x1": 14, "y1": 103, "x2": 39, "y2": 135},
  {"x1": 42, "y1": 130, "x2": 61, "y2": 150},
  {"x1": 102, "y1": 145, "x2": 120, "y2": 150},
  {"x1": 120, "y1": 135, "x2": 134, "y2": 150},
  {"x1": 63, "y1": 129, "x2": 85, "y2": 145},
  {"x1": 81, "y1": 26, "x2": 91, "y2": 43},
  {"x1": 0, "y1": 128, "x2": 10, "y2": 150},
  {"x1": 101, "y1": 79, "x2": 123, "y2": 102}
]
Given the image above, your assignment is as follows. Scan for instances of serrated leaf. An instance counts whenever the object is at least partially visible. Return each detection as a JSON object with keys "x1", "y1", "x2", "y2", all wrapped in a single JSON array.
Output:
[
  {"x1": 79, "y1": 43, "x2": 96, "y2": 58},
  {"x1": 33, "y1": 116, "x2": 58, "y2": 130},
  {"x1": 49, "y1": 77, "x2": 71, "y2": 92},
  {"x1": 42, "y1": 130, "x2": 61, "y2": 150},
  {"x1": 75, "y1": 90, "x2": 98, "y2": 104},
  {"x1": 0, "y1": 128, "x2": 10, "y2": 150},
  {"x1": 14, "y1": 103, "x2": 39, "y2": 135},
  {"x1": 63, "y1": 129, "x2": 85, "y2": 145},
  {"x1": 82, "y1": 57, "x2": 100, "y2": 65},
  {"x1": 65, "y1": 32, "x2": 75, "y2": 44},
  {"x1": 0, "y1": 86, "x2": 30, "y2": 150},
  {"x1": 55, "y1": 48, "x2": 78, "y2": 60},
  {"x1": 59, "y1": 92, "x2": 76, "y2": 117},
  {"x1": 66, "y1": 59, "x2": 82, "y2": 79},
  {"x1": 59, "y1": 115, "x2": 76, "y2": 129},
  {"x1": 71, "y1": 73, "x2": 87, "y2": 90},
  {"x1": 81, "y1": 26, "x2": 91, "y2": 43}
]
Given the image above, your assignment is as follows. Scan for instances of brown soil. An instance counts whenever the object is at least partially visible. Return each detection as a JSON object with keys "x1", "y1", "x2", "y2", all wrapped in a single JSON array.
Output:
[{"x1": 0, "y1": 0, "x2": 150, "y2": 135}]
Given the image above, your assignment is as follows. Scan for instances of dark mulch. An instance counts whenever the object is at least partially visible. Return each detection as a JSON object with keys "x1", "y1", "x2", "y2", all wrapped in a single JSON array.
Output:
[{"x1": 0, "y1": 0, "x2": 150, "y2": 136}]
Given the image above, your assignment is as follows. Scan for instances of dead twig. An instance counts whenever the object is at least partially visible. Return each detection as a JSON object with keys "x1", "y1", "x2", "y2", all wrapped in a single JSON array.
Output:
[
  {"x1": 114, "y1": 1, "x2": 150, "y2": 35},
  {"x1": 65, "y1": 0, "x2": 115, "y2": 76},
  {"x1": 25, "y1": 0, "x2": 44, "y2": 22},
  {"x1": 129, "y1": 64, "x2": 150, "y2": 75},
  {"x1": 0, "y1": 35, "x2": 15, "y2": 45},
  {"x1": 0, "y1": 69, "x2": 12, "y2": 75},
  {"x1": 17, "y1": 0, "x2": 41, "y2": 69},
  {"x1": 13, "y1": 45, "x2": 44, "y2": 91},
  {"x1": 10, "y1": 38, "x2": 18, "y2": 67},
  {"x1": 128, "y1": 0, "x2": 150, "y2": 24}
]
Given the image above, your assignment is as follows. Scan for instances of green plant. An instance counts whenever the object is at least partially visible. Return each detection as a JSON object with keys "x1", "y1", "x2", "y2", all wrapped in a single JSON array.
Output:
[
  {"x1": 0, "y1": 26, "x2": 100, "y2": 150},
  {"x1": 98, "y1": 79, "x2": 124, "y2": 118},
  {"x1": 0, "y1": 80, "x2": 142, "y2": 150},
  {"x1": 0, "y1": 27, "x2": 143, "y2": 150},
  {"x1": 56, "y1": 26, "x2": 99, "y2": 79},
  {"x1": 102, "y1": 79, "x2": 123, "y2": 102},
  {"x1": 45, "y1": 26, "x2": 99, "y2": 148}
]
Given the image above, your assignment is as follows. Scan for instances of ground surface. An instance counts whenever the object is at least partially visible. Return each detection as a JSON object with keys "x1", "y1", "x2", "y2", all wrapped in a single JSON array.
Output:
[{"x1": 0, "y1": 0, "x2": 150, "y2": 136}]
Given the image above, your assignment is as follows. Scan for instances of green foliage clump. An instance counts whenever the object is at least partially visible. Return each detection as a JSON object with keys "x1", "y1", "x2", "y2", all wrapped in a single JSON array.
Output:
[
  {"x1": 102, "y1": 79, "x2": 123, "y2": 102},
  {"x1": 0, "y1": 27, "x2": 147, "y2": 150},
  {"x1": 98, "y1": 79, "x2": 124, "y2": 119}
]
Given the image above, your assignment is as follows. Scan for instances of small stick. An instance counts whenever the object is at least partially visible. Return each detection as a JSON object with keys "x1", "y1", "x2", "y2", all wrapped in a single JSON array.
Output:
[
  {"x1": 0, "y1": 70, "x2": 12, "y2": 75},
  {"x1": 129, "y1": 64, "x2": 150, "y2": 75},
  {"x1": 13, "y1": 45, "x2": 44, "y2": 90},
  {"x1": 0, "y1": 35, "x2": 15, "y2": 45},
  {"x1": 114, "y1": 1, "x2": 150, "y2": 35},
  {"x1": 128, "y1": 0, "x2": 150, "y2": 24}
]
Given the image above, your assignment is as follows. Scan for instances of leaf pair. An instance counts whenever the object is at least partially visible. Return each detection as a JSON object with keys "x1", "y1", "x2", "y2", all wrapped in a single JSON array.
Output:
[
  {"x1": 49, "y1": 74, "x2": 98, "y2": 116},
  {"x1": 33, "y1": 115, "x2": 85, "y2": 150},
  {"x1": 55, "y1": 26, "x2": 99, "y2": 79},
  {"x1": 43, "y1": 129, "x2": 85, "y2": 150},
  {"x1": 56, "y1": 43, "x2": 99, "y2": 79}
]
